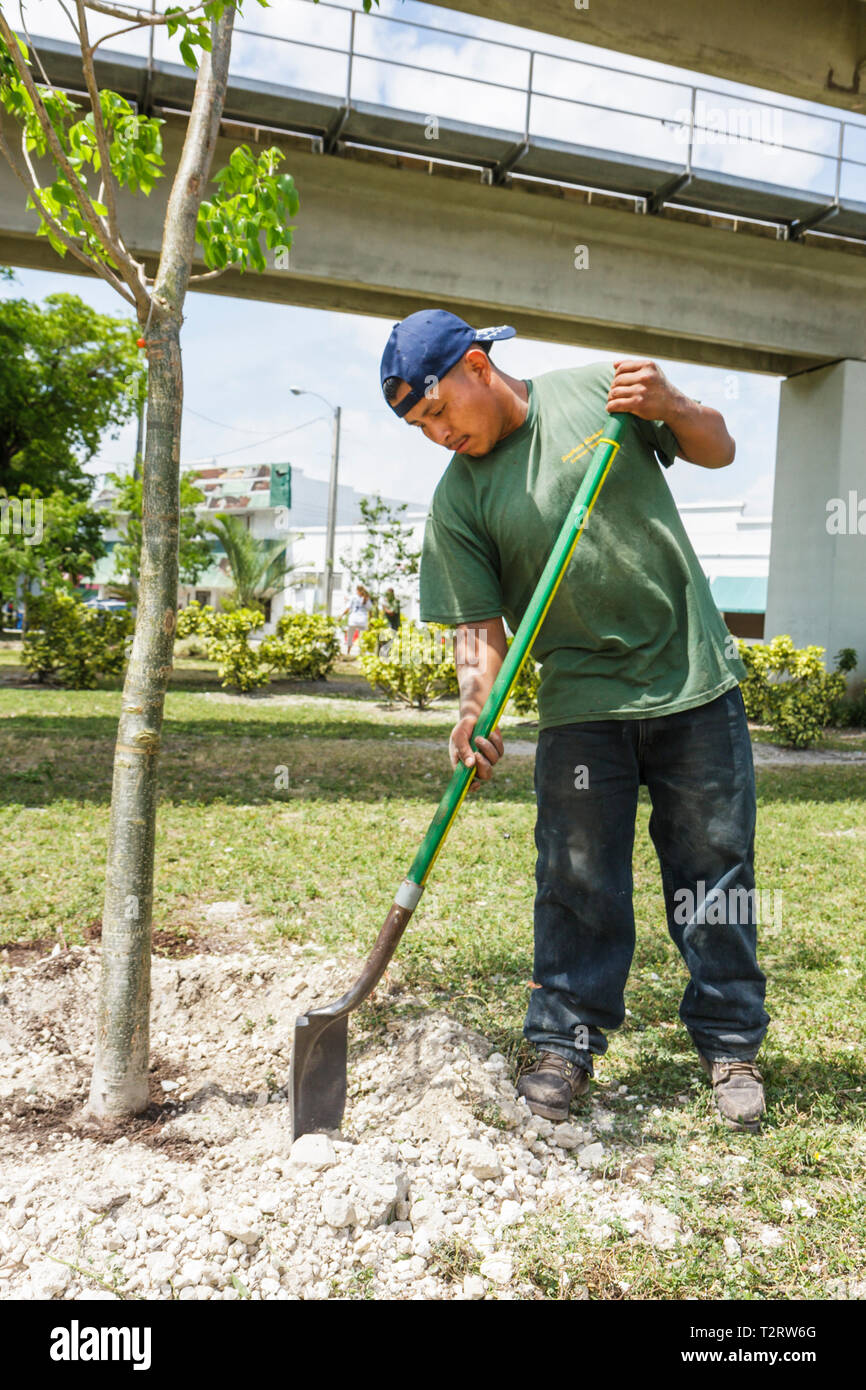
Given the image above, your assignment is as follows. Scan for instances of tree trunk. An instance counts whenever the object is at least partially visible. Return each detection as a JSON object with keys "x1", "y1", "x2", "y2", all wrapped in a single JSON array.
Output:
[
  {"x1": 87, "y1": 317, "x2": 182, "y2": 1118},
  {"x1": 87, "y1": 6, "x2": 236, "y2": 1120}
]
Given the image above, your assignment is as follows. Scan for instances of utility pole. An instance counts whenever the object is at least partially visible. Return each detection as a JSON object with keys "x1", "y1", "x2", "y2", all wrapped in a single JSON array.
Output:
[
  {"x1": 133, "y1": 393, "x2": 146, "y2": 482},
  {"x1": 290, "y1": 388, "x2": 342, "y2": 615}
]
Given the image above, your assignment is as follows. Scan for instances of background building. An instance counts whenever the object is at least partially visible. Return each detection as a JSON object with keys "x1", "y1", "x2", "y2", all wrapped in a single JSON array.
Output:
[
  {"x1": 86, "y1": 460, "x2": 427, "y2": 630},
  {"x1": 678, "y1": 503, "x2": 771, "y2": 639}
]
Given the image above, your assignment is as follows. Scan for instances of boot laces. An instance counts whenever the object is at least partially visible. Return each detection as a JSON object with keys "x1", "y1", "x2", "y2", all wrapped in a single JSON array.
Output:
[
  {"x1": 717, "y1": 1059, "x2": 762, "y2": 1082},
  {"x1": 531, "y1": 1051, "x2": 579, "y2": 1080}
]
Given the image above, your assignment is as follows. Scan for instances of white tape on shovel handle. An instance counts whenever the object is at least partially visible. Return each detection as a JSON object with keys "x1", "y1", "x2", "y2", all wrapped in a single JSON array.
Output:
[{"x1": 395, "y1": 878, "x2": 424, "y2": 911}]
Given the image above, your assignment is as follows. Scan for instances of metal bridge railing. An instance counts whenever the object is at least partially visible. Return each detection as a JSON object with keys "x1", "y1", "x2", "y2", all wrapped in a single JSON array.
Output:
[{"x1": 183, "y1": 0, "x2": 866, "y2": 208}]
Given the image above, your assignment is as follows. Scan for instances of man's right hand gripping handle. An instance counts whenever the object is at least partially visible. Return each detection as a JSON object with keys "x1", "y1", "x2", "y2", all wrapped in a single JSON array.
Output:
[{"x1": 448, "y1": 618, "x2": 508, "y2": 792}]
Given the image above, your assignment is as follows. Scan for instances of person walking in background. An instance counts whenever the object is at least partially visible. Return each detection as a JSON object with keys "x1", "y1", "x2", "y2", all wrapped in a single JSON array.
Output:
[
  {"x1": 382, "y1": 587, "x2": 401, "y2": 631},
  {"x1": 342, "y1": 583, "x2": 371, "y2": 654}
]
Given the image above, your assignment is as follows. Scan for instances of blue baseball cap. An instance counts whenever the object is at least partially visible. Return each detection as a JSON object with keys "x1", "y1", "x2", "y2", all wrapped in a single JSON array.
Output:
[{"x1": 380, "y1": 309, "x2": 516, "y2": 418}]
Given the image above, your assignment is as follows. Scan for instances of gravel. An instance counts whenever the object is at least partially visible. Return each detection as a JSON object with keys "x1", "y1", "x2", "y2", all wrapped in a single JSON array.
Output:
[{"x1": 0, "y1": 943, "x2": 698, "y2": 1301}]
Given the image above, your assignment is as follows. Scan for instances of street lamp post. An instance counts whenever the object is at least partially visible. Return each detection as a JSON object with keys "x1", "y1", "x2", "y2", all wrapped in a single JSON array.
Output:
[{"x1": 290, "y1": 387, "x2": 341, "y2": 616}]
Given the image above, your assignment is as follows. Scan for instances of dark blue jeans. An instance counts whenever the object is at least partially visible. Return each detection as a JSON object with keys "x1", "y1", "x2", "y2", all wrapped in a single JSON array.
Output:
[{"x1": 523, "y1": 685, "x2": 770, "y2": 1074}]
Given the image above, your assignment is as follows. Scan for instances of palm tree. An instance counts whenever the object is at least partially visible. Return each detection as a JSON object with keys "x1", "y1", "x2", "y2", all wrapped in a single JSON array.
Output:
[{"x1": 205, "y1": 513, "x2": 300, "y2": 611}]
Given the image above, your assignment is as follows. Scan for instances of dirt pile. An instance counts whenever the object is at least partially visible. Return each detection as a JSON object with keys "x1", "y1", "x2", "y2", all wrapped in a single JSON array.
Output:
[{"x1": 0, "y1": 943, "x2": 690, "y2": 1300}]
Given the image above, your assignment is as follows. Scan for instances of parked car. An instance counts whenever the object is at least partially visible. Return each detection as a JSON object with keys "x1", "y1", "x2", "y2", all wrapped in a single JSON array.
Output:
[{"x1": 83, "y1": 598, "x2": 129, "y2": 612}]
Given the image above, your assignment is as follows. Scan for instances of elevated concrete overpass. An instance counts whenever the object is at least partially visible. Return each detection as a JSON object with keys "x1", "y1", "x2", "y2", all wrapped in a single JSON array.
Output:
[
  {"x1": 1, "y1": 12, "x2": 864, "y2": 666},
  {"x1": 11, "y1": 30, "x2": 866, "y2": 243},
  {"x1": 3, "y1": 120, "x2": 865, "y2": 376}
]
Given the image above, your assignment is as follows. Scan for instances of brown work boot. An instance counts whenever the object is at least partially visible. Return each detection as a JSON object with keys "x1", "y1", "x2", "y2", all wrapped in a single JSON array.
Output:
[
  {"x1": 517, "y1": 1051, "x2": 590, "y2": 1122},
  {"x1": 700, "y1": 1055, "x2": 766, "y2": 1132}
]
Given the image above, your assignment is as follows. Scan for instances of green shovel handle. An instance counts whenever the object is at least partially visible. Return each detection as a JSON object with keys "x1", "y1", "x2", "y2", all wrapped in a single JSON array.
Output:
[{"x1": 397, "y1": 412, "x2": 626, "y2": 905}]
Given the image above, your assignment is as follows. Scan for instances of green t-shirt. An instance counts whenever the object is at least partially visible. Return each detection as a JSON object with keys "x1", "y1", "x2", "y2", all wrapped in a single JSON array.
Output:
[{"x1": 418, "y1": 361, "x2": 746, "y2": 728}]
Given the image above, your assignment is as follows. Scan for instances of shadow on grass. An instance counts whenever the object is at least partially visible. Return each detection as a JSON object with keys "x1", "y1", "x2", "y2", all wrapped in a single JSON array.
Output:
[
  {"x1": 0, "y1": 711, "x2": 457, "y2": 740},
  {"x1": 0, "y1": 741, "x2": 536, "y2": 808}
]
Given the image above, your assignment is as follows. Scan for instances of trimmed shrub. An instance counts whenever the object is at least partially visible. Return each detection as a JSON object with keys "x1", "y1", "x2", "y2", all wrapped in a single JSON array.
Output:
[
  {"x1": 737, "y1": 635, "x2": 848, "y2": 748},
  {"x1": 176, "y1": 602, "x2": 266, "y2": 691},
  {"x1": 360, "y1": 616, "x2": 458, "y2": 709},
  {"x1": 259, "y1": 610, "x2": 340, "y2": 681},
  {"x1": 207, "y1": 609, "x2": 268, "y2": 691},
  {"x1": 175, "y1": 604, "x2": 340, "y2": 691},
  {"x1": 23, "y1": 591, "x2": 133, "y2": 689},
  {"x1": 175, "y1": 599, "x2": 215, "y2": 640},
  {"x1": 507, "y1": 637, "x2": 541, "y2": 717}
]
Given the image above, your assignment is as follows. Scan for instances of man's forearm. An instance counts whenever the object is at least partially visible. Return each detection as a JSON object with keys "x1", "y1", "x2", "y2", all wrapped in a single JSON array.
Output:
[
  {"x1": 454, "y1": 621, "x2": 506, "y2": 719},
  {"x1": 450, "y1": 619, "x2": 508, "y2": 783},
  {"x1": 662, "y1": 394, "x2": 735, "y2": 469}
]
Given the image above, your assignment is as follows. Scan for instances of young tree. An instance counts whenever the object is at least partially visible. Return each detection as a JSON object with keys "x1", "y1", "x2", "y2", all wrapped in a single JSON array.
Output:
[
  {"x1": 341, "y1": 494, "x2": 421, "y2": 612},
  {"x1": 0, "y1": 283, "x2": 143, "y2": 498},
  {"x1": 0, "y1": 0, "x2": 376, "y2": 1120}
]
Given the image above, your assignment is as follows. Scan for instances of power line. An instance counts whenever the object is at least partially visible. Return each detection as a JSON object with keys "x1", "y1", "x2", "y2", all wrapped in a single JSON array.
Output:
[
  {"x1": 183, "y1": 405, "x2": 326, "y2": 436},
  {"x1": 205, "y1": 415, "x2": 329, "y2": 458},
  {"x1": 92, "y1": 413, "x2": 330, "y2": 471}
]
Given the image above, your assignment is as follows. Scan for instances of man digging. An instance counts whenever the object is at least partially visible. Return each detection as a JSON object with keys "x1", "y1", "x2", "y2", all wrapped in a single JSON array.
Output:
[{"x1": 379, "y1": 309, "x2": 770, "y2": 1134}]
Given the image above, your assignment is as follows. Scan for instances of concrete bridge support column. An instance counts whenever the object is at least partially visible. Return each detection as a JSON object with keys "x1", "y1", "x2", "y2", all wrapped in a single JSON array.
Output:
[{"x1": 764, "y1": 359, "x2": 866, "y2": 674}]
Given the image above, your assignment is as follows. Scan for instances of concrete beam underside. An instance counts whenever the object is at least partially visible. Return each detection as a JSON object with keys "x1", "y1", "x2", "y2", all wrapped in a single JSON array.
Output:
[{"x1": 1, "y1": 134, "x2": 865, "y2": 376}]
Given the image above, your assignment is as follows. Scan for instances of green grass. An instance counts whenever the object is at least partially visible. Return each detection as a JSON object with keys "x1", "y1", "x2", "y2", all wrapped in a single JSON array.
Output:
[{"x1": 0, "y1": 674, "x2": 864, "y2": 1299}]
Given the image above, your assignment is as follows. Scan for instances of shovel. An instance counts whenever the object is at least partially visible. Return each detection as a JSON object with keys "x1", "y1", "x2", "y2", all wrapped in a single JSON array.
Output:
[{"x1": 290, "y1": 412, "x2": 626, "y2": 1139}]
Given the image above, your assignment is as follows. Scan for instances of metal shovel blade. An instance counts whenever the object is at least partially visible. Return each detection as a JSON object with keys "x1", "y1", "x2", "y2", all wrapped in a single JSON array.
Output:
[
  {"x1": 290, "y1": 1010, "x2": 348, "y2": 1139},
  {"x1": 289, "y1": 897, "x2": 414, "y2": 1140}
]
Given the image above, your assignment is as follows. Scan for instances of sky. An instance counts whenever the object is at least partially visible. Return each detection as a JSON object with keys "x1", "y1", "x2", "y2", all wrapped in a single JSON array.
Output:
[{"x1": 5, "y1": 0, "x2": 865, "y2": 517}]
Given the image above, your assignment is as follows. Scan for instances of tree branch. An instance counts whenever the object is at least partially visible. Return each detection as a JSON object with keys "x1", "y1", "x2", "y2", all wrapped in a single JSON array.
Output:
[
  {"x1": 0, "y1": 116, "x2": 136, "y2": 305},
  {"x1": 187, "y1": 265, "x2": 233, "y2": 283},
  {"x1": 91, "y1": 20, "x2": 151, "y2": 53},
  {"x1": 82, "y1": 1, "x2": 209, "y2": 26},
  {"x1": 55, "y1": 0, "x2": 82, "y2": 42},
  {"x1": 74, "y1": 0, "x2": 122, "y2": 245},
  {"x1": 154, "y1": 4, "x2": 236, "y2": 315},
  {"x1": 16, "y1": 1, "x2": 57, "y2": 87},
  {"x1": 0, "y1": 6, "x2": 147, "y2": 312}
]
